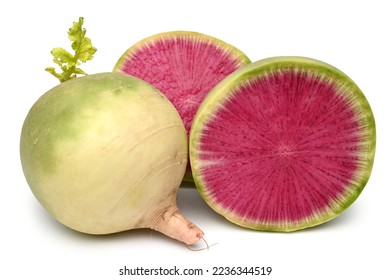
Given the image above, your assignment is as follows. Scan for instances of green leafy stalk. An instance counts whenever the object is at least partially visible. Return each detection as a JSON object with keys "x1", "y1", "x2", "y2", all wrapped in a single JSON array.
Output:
[{"x1": 45, "y1": 17, "x2": 97, "y2": 83}]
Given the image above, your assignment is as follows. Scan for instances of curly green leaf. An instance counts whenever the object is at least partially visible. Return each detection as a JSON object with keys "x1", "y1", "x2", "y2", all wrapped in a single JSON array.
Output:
[{"x1": 46, "y1": 17, "x2": 97, "y2": 83}]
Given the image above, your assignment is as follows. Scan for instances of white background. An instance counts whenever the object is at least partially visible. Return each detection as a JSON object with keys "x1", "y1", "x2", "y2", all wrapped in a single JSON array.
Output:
[{"x1": 1, "y1": 0, "x2": 390, "y2": 279}]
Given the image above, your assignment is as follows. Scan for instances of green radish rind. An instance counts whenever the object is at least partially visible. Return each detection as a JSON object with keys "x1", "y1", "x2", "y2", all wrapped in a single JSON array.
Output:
[{"x1": 190, "y1": 56, "x2": 376, "y2": 232}]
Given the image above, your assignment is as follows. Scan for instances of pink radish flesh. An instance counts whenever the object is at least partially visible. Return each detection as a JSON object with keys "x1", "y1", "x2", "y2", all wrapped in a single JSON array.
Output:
[
  {"x1": 117, "y1": 35, "x2": 249, "y2": 133},
  {"x1": 198, "y1": 70, "x2": 365, "y2": 225}
]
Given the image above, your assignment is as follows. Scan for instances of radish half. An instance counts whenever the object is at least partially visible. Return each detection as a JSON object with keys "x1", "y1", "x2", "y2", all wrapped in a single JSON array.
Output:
[
  {"x1": 190, "y1": 57, "x2": 376, "y2": 231},
  {"x1": 20, "y1": 72, "x2": 203, "y2": 244},
  {"x1": 113, "y1": 31, "x2": 251, "y2": 134},
  {"x1": 113, "y1": 31, "x2": 250, "y2": 182}
]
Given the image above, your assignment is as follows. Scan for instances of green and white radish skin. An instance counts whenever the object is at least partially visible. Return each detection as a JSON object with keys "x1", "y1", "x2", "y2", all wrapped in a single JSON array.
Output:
[{"x1": 20, "y1": 73, "x2": 203, "y2": 245}]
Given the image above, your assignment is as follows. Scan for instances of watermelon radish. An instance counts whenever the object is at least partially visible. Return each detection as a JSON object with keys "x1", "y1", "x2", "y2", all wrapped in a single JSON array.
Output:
[
  {"x1": 189, "y1": 56, "x2": 376, "y2": 231},
  {"x1": 113, "y1": 31, "x2": 250, "y2": 134},
  {"x1": 20, "y1": 73, "x2": 204, "y2": 245}
]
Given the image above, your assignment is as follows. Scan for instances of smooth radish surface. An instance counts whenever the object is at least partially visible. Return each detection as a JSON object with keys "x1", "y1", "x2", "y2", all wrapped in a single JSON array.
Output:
[
  {"x1": 190, "y1": 57, "x2": 376, "y2": 231},
  {"x1": 20, "y1": 73, "x2": 203, "y2": 245}
]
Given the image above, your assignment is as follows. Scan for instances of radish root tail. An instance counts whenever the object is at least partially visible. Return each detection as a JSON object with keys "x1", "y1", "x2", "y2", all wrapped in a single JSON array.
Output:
[
  {"x1": 152, "y1": 205, "x2": 204, "y2": 245},
  {"x1": 187, "y1": 237, "x2": 218, "y2": 251}
]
